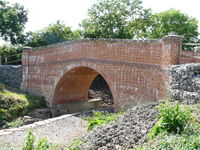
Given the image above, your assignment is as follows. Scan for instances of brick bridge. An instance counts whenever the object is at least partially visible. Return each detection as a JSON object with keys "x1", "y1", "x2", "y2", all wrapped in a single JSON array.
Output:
[{"x1": 21, "y1": 35, "x2": 181, "y2": 115}]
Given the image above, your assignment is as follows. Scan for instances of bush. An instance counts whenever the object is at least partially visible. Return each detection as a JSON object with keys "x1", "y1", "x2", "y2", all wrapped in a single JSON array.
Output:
[
  {"x1": 149, "y1": 102, "x2": 191, "y2": 139},
  {"x1": 0, "y1": 83, "x2": 46, "y2": 127},
  {"x1": 136, "y1": 102, "x2": 200, "y2": 150},
  {"x1": 0, "y1": 44, "x2": 23, "y2": 65},
  {"x1": 0, "y1": 109, "x2": 9, "y2": 126}
]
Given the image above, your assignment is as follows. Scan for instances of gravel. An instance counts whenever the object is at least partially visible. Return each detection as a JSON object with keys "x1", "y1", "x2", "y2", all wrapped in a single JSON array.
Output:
[{"x1": 79, "y1": 102, "x2": 158, "y2": 150}]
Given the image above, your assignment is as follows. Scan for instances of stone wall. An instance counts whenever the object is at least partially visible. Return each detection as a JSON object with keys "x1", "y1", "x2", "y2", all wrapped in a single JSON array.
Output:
[
  {"x1": 0, "y1": 65, "x2": 22, "y2": 88},
  {"x1": 169, "y1": 63, "x2": 200, "y2": 104}
]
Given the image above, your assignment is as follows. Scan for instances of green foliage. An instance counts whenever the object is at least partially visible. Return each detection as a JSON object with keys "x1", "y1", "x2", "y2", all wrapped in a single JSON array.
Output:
[
  {"x1": 0, "y1": 0, "x2": 28, "y2": 44},
  {"x1": 86, "y1": 110, "x2": 123, "y2": 131},
  {"x1": 0, "y1": 44, "x2": 23, "y2": 65},
  {"x1": 7, "y1": 118, "x2": 23, "y2": 128},
  {"x1": 0, "y1": 83, "x2": 45, "y2": 127},
  {"x1": 22, "y1": 131, "x2": 35, "y2": 150},
  {"x1": 136, "y1": 103, "x2": 200, "y2": 150},
  {"x1": 26, "y1": 20, "x2": 81, "y2": 47},
  {"x1": 81, "y1": 0, "x2": 199, "y2": 42},
  {"x1": 148, "y1": 9, "x2": 199, "y2": 42},
  {"x1": 0, "y1": 108, "x2": 9, "y2": 126},
  {"x1": 22, "y1": 131, "x2": 58, "y2": 150},
  {"x1": 80, "y1": 0, "x2": 151, "y2": 39},
  {"x1": 137, "y1": 132, "x2": 200, "y2": 150},
  {"x1": 149, "y1": 102, "x2": 191, "y2": 139},
  {"x1": 65, "y1": 138, "x2": 84, "y2": 150}
]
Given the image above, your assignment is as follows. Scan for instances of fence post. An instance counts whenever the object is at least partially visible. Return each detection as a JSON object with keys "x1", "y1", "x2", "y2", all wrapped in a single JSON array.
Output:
[{"x1": 5, "y1": 57, "x2": 7, "y2": 65}]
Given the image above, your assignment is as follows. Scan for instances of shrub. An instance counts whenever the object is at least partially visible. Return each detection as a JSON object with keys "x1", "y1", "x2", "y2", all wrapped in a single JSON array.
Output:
[
  {"x1": 0, "y1": 83, "x2": 46, "y2": 127},
  {"x1": 0, "y1": 109, "x2": 9, "y2": 126},
  {"x1": 149, "y1": 102, "x2": 191, "y2": 139},
  {"x1": 136, "y1": 102, "x2": 200, "y2": 150},
  {"x1": 0, "y1": 44, "x2": 23, "y2": 65}
]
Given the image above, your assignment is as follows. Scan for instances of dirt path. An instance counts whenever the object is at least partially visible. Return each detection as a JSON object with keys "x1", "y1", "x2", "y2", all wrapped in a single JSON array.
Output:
[{"x1": 0, "y1": 114, "x2": 88, "y2": 150}]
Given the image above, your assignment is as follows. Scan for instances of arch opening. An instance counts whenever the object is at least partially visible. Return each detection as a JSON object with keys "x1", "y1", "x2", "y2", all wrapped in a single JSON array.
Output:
[
  {"x1": 88, "y1": 74, "x2": 114, "y2": 106},
  {"x1": 52, "y1": 67, "x2": 114, "y2": 115}
]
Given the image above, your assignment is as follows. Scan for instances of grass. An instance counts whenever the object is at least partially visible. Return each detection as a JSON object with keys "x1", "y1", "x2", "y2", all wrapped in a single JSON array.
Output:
[
  {"x1": 0, "y1": 82, "x2": 46, "y2": 127},
  {"x1": 65, "y1": 110, "x2": 124, "y2": 150},
  {"x1": 7, "y1": 118, "x2": 24, "y2": 128},
  {"x1": 85, "y1": 110, "x2": 124, "y2": 131},
  {"x1": 64, "y1": 138, "x2": 84, "y2": 150}
]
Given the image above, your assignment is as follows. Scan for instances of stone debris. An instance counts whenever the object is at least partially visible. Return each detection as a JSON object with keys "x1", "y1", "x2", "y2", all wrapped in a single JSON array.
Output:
[
  {"x1": 79, "y1": 102, "x2": 158, "y2": 150},
  {"x1": 170, "y1": 63, "x2": 200, "y2": 103},
  {"x1": 89, "y1": 89, "x2": 113, "y2": 106}
]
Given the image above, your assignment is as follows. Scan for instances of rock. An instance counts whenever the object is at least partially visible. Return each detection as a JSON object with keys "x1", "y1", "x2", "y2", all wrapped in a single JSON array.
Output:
[
  {"x1": 88, "y1": 89, "x2": 113, "y2": 106},
  {"x1": 22, "y1": 116, "x2": 42, "y2": 125},
  {"x1": 28, "y1": 108, "x2": 51, "y2": 119},
  {"x1": 0, "y1": 65, "x2": 21, "y2": 89},
  {"x1": 169, "y1": 63, "x2": 200, "y2": 104},
  {"x1": 79, "y1": 102, "x2": 158, "y2": 150}
]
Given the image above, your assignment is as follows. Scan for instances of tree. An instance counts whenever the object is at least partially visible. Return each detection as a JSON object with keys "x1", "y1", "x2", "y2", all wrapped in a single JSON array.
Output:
[
  {"x1": 148, "y1": 9, "x2": 199, "y2": 42},
  {"x1": 26, "y1": 21, "x2": 82, "y2": 47},
  {"x1": 0, "y1": 0, "x2": 28, "y2": 44},
  {"x1": 80, "y1": 0, "x2": 151, "y2": 39}
]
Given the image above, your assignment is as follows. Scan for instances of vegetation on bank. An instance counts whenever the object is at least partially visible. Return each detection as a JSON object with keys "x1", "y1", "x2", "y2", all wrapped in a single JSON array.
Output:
[
  {"x1": 18, "y1": 102, "x2": 200, "y2": 150},
  {"x1": 136, "y1": 102, "x2": 200, "y2": 150},
  {"x1": 85, "y1": 110, "x2": 124, "y2": 131},
  {"x1": 0, "y1": 82, "x2": 46, "y2": 127}
]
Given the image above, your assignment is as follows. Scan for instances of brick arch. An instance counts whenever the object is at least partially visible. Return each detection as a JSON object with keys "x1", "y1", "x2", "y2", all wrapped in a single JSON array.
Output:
[
  {"x1": 51, "y1": 66, "x2": 115, "y2": 106},
  {"x1": 21, "y1": 36, "x2": 182, "y2": 115}
]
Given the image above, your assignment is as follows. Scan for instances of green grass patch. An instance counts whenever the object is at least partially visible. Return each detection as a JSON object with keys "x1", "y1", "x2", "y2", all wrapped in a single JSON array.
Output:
[
  {"x1": 64, "y1": 138, "x2": 84, "y2": 150},
  {"x1": 7, "y1": 118, "x2": 23, "y2": 128},
  {"x1": 85, "y1": 110, "x2": 124, "y2": 131},
  {"x1": 0, "y1": 82, "x2": 46, "y2": 127}
]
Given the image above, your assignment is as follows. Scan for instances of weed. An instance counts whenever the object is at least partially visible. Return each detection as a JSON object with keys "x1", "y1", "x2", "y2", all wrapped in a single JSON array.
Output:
[
  {"x1": 22, "y1": 131, "x2": 58, "y2": 150},
  {"x1": 149, "y1": 102, "x2": 191, "y2": 139},
  {"x1": 86, "y1": 110, "x2": 124, "y2": 131},
  {"x1": 65, "y1": 138, "x2": 84, "y2": 150},
  {"x1": 7, "y1": 118, "x2": 23, "y2": 128}
]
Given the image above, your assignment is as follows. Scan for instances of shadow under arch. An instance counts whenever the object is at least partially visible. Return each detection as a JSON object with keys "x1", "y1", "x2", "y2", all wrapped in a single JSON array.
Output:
[{"x1": 51, "y1": 66, "x2": 114, "y2": 115}]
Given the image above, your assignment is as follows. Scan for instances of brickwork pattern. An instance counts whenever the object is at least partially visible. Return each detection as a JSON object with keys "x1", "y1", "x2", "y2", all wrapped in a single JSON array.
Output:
[
  {"x1": 21, "y1": 36, "x2": 181, "y2": 113},
  {"x1": 180, "y1": 51, "x2": 200, "y2": 63}
]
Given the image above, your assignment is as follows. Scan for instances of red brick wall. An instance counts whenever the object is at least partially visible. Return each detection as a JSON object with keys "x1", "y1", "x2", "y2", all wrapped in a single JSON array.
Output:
[
  {"x1": 21, "y1": 35, "x2": 181, "y2": 111},
  {"x1": 180, "y1": 51, "x2": 200, "y2": 63}
]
